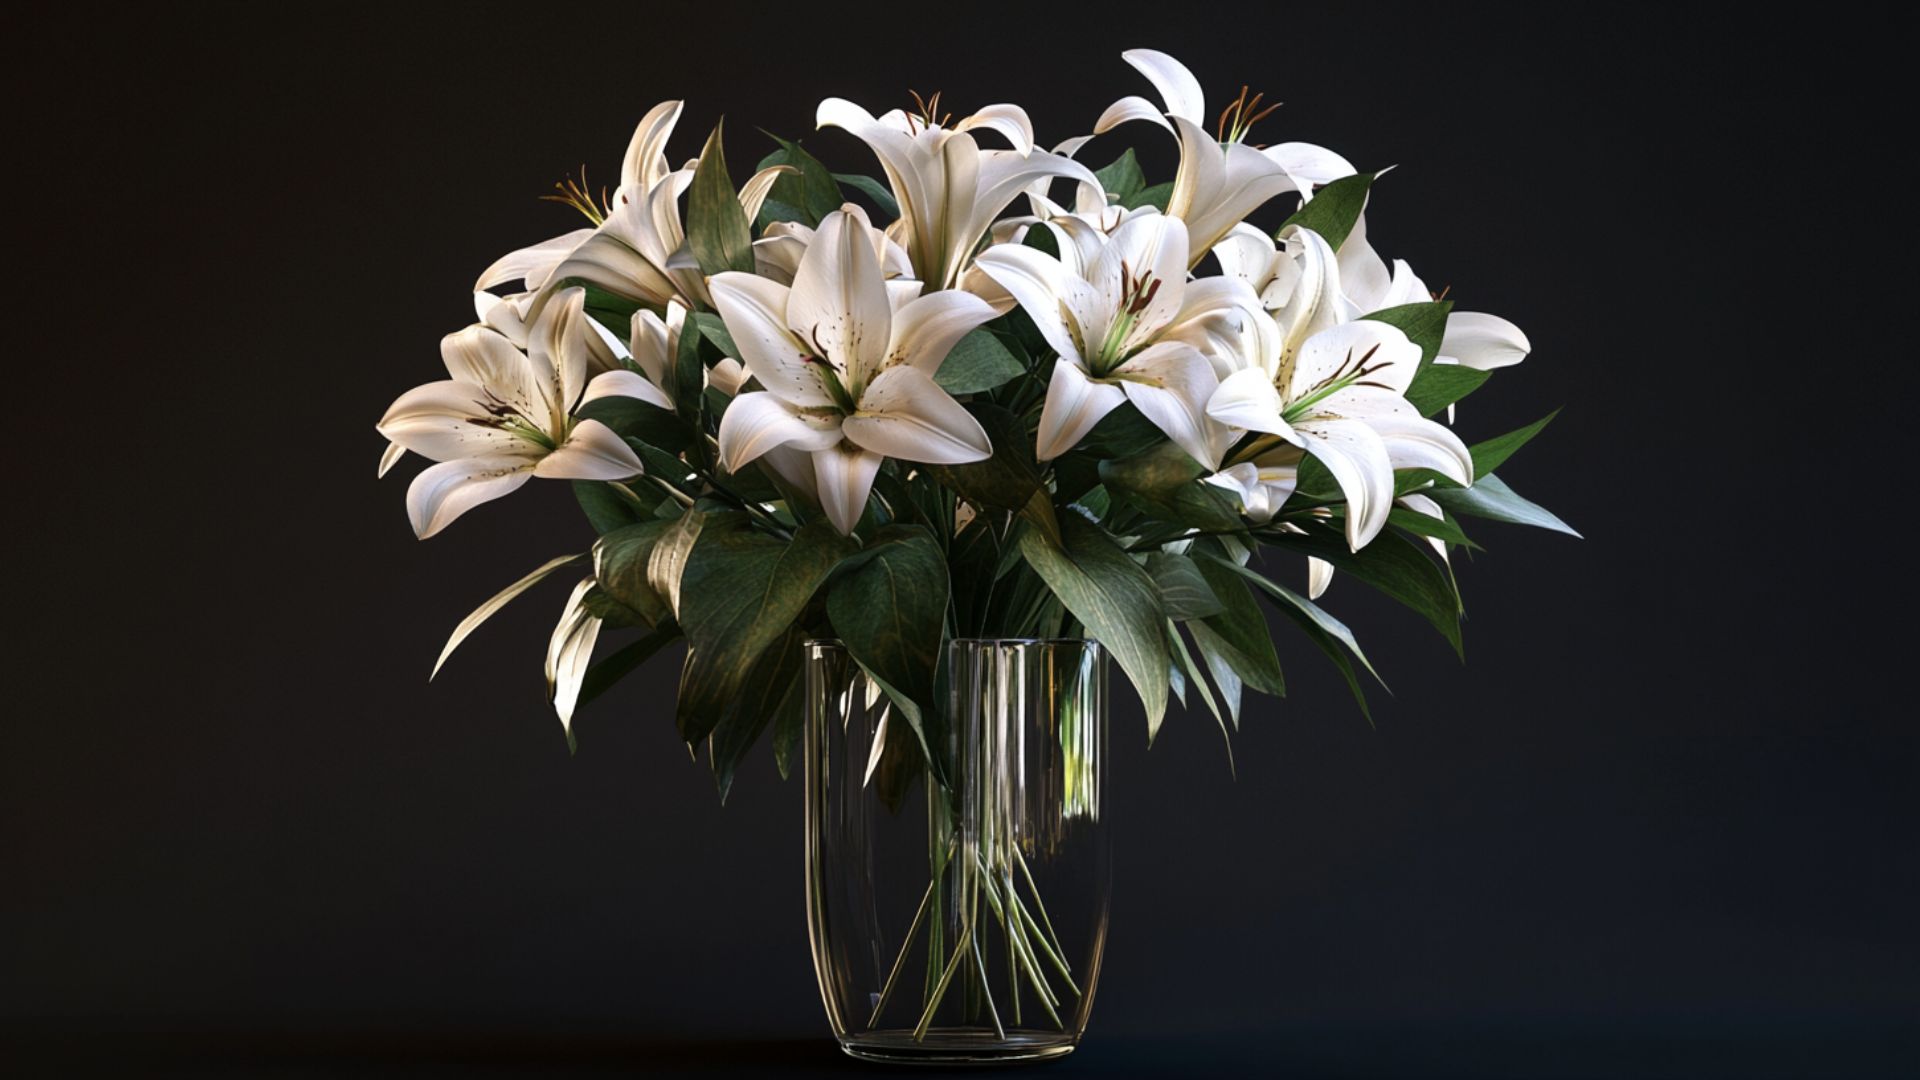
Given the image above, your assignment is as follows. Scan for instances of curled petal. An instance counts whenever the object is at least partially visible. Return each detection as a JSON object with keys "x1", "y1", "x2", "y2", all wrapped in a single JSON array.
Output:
[
  {"x1": 954, "y1": 103, "x2": 1036, "y2": 154},
  {"x1": 1370, "y1": 413, "x2": 1474, "y2": 486},
  {"x1": 1261, "y1": 142, "x2": 1357, "y2": 196},
  {"x1": 377, "y1": 440, "x2": 405, "y2": 479},
  {"x1": 406, "y1": 456, "x2": 535, "y2": 539},
  {"x1": 618, "y1": 100, "x2": 685, "y2": 198},
  {"x1": 1307, "y1": 557, "x2": 1333, "y2": 600},
  {"x1": 1121, "y1": 49, "x2": 1206, "y2": 125},
  {"x1": 1441, "y1": 312, "x2": 1531, "y2": 370},
  {"x1": 1094, "y1": 94, "x2": 1174, "y2": 136}
]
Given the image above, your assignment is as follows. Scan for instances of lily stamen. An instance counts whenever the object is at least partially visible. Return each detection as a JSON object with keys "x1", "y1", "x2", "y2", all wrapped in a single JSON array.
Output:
[
  {"x1": 1215, "y1": 84, "x2": 1284, "y2": 145},
  {"x1": 539, "y1": 164, "x2": 610, "y2": 225}
]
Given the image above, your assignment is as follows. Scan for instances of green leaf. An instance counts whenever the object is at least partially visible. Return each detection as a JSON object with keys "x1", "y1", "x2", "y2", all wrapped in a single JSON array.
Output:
[
  {"x1": 1099, "y1": 442, "x2": 1244, "y2": 532},
  {"x1": 576, "y1": 625, "x2": 680, "y2": 711},
  {"x1": 1146, "y1": 551, "x2": 1224, "y2": 621},
  {"x1": 934, "y1": 328, "x2": 1026, "y2": 394},
  {"x1": 1384, "y1": 505, "x2": 1476, "y2": 548},
  {"x1": 1167, "y1": 620, "x2": 1234, "y2": 771},
  {"x1": 922, "y1": 404, "x2": 1041, "y2": 511},
  {"x1": 580, "y1": 285, "x2": 648, "y2": 342},
  {"x1": 754, "y1": 135, "x2": 841, "y2": 230},
  {"x1": 1130, "y1": 180, "x2": 1173, "y2": 212},
  {"x1": 833, "y1": 172, "x2": 898, "y2": 220},
  {"x1": 1190, "y1": 547, "x2": 1286, "y2": 698},
  {"x1": 1277, "y1": 171, "x2": 1375, "y2": 249},
  {"x1": 1404, "y1": 364, "x2": 1490, "y2": 417},
  {"x1": 1467, "y1": 410, "x2": 1559, "y2": 479},
  {"x1": 709, "y1": 623, "x2": 807, "y2": 801},
  {"x1": 674, "y1": 520, "x2": 853, "y2": 743},
  {"x1": 825, "y1": 524, "x2": 952, "y2": 781},
  {"x1": 1092, "y1": 148, "x2": 1146, "y2": 207},
  {"x1": 692, "y1": 311, "x2": 740, "y2": 360},
  {"x1": 1203, "y1": 554, "x2": 1380, "y2": 720},
  {"x1": 1260, "y1": 524, "x2": 1464, "y2": 658},
  {"x1": 1362, "y1": 301, "x2": 1453, "y2": 366},
  {"x1": 686, "y1": 119, "x2": 756, "y2": 277},
  {"x1": 574, "y1": 480, "x2": 650, "y2": 534},
  {"x1": 574, "y1": 395, "x2": 694, "y2": 452},
  {"x1": 593, "y1": 518, "x2": 680, "y2": 627},
  {"x1": 670, "y1": 296, "x2": 708, "y2": 419},
  {"x1": 1429, "y1": 473, "x2": 1581, "y2": 538},
  {"x1": 1019, "y1": 512, "x2": 1170, "y2": 738}
]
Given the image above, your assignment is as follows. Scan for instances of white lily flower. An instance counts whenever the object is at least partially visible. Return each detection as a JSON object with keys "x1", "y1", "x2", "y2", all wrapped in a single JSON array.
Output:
[
  {"x1": 710, "y1": 206, "x2": 998, "y2": 534},
  {"x1": 476, "y1": 102, "x2": 788, "y2": 318},
  {"x1": 975, "y1": 211, "x2": 1249, "y2": 465},
  {"x1": 377, "y1": 287, "x2": 645, "y2": 538},
  {"x1": 1336, "y1": 212, "x2": 1532, "y2": 370},
  {"x1": 1206, "y1": 318, "x2": 1472, "y2": 550},
  {"x1": 1092, "y1": 50, "x2": 1354, "y2": 266},
  {"x1": 817, "y1": 95, "x2": 1096, "y2": 290}
]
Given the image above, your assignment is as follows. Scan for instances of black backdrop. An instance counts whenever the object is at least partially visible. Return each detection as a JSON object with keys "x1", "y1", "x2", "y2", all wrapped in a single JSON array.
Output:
[{"x1": 5, "y1": 4, "x2": 1912, "y2": 1077}]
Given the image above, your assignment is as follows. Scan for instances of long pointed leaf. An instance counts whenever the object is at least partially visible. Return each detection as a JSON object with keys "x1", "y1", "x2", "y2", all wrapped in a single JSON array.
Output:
[{"x1": 432, "y1": 554, "x2": 587, "y2": 679}]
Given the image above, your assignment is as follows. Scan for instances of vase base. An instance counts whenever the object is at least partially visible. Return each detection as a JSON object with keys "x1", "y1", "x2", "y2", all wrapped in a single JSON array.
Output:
[{"x1": 839, "y1": 1030, "x2": 1078, "y2": 1066}]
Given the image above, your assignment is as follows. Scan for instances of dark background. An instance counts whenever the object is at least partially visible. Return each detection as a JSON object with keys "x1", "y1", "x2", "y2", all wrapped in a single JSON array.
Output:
[{"x1": 5, "y1": 4, "x2": 1911, "y2": 1077}]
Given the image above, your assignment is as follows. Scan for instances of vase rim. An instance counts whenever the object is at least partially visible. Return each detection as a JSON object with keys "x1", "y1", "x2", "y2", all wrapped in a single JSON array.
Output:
[{"x1": 804, "y1": 636, "x2": 1099, "y2": 649}]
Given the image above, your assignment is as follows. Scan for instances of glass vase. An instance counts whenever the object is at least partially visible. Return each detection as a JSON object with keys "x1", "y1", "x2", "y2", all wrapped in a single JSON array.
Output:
[{"x1": 804, "y1": 638, "x2": 1111, "y2": 1065}]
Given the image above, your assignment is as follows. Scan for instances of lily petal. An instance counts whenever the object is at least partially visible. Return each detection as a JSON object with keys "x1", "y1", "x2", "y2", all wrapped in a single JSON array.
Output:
[
  {"x1": 1093, "y1": 94, "x2": 1174, "y2": 136},
  {"x1": 579, "y1": 368, "x2": 674, "y2": 413},
  {"x1": 618, "y1": 100, "x2": 684, "y2": 200},
  {"x1": 439, "y1": 325, "x2": 524, "y2": 389},
  {"x1": 1207, "y1": 367, "x2": 1297, "y2": 440},
  {"x1": 377, "y1": 440, "x2": 405, "y2": 478},
  {"x1": 1112, "y1": 341, "x2": 1225, "y2": 468},
  {"x1": 474, "y1": 228, "x2": 593, "y2": 294},
  {"x1": 1121, "y1": 49, "x2": 1206, "y2": 125},
  {"x1": 534, "y1": 419, "x2": 644, "y2": 481},
  {"x1": 377, "y1": 380, "x2": 531, "y2": 462},
  {"x1": 954, "y1": 103, "x2": 1036, "y2": 154},
  {"x1": 716, "y1": 391, "x2": 844, "y2": 470},
  {"x1": 1440, "y1": 311, "x2": 1531, "y2": 370},
  {"x1": 1369, "y1": 413, "x2": 1474, "y2": 485},
  {"x1": 1307, "y1": 557, "x2": 1333, "y2": 600},
  {"x1": 1034, "y1": 360, "x2": 1126, "y2": 461},
  {"x1": 842, "y1": 366, "x2": 992, "y2": 465},
  {"x1": 1294, "y1": 418, "x2": 1395, "y2": 550},
  {"x1": 708, "y1": 272, "x2": 831, "y2": 407},
  {"x1": 788, "y1": 207, "x2": 892, "y2": 387},
  {"x1": 406, "y1": 456, "x2": 536, "y2": 539},
  {"x1": 972, "y1": 242, "x2": 1084, "y2": 364},
  {"x1": 811, "y1": 442, "x2": 884, "y2": 535},
  {"x1": 885, "y1": 289, "x2": 999, "y2": 374}
]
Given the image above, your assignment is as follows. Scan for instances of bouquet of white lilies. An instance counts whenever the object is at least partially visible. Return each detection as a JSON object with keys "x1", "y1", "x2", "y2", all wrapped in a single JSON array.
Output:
[{"x1": 377, "y1": 49, "x2": 1573, "y2": 792}]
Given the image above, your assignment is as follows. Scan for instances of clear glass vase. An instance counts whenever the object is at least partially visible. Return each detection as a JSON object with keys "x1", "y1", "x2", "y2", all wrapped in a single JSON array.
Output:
[{"x1": 804, "y1": 638, "x2": 1111, "y2": 1065}]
